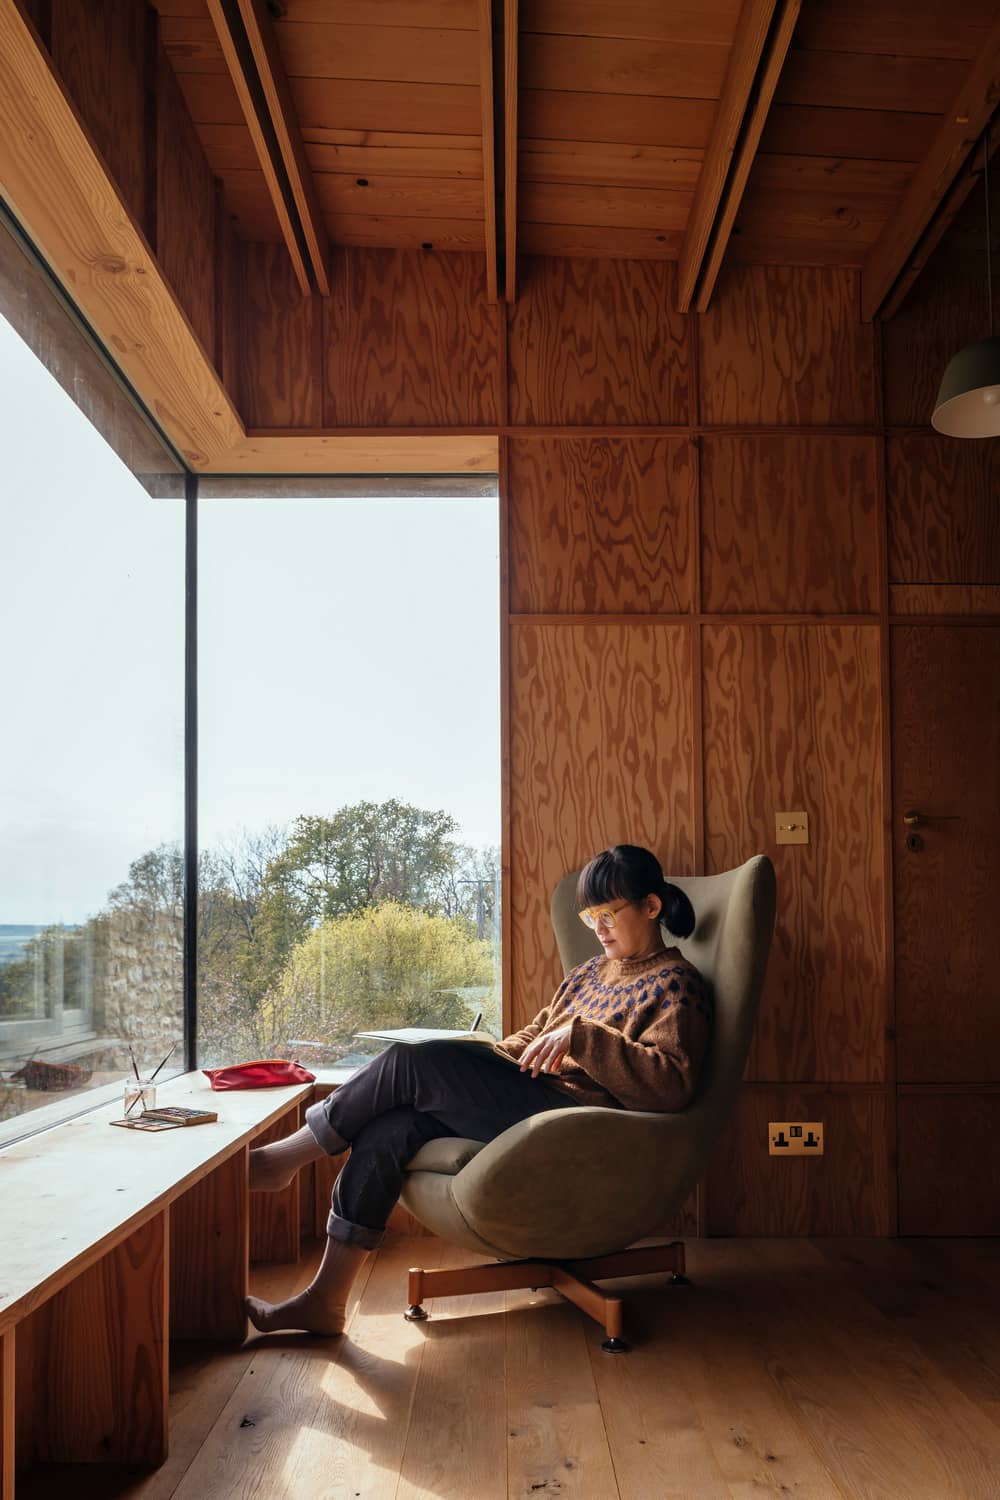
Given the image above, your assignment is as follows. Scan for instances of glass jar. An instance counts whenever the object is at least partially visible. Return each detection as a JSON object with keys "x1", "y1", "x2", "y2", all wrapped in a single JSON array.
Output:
[{"x1": 123, "y1": 1076, "x2": 157, "y2": 1117}]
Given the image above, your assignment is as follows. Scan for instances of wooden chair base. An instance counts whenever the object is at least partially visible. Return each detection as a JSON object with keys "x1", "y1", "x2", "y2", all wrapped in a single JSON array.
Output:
[{"x1": 404, "y1": 1240, "x2": 688, "y2": 1353}]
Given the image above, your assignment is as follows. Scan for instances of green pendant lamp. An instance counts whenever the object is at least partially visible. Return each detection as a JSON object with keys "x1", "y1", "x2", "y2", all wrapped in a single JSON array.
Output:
[{"x1": 932, "y1": 121, "x2": 1000, "y2": 438}]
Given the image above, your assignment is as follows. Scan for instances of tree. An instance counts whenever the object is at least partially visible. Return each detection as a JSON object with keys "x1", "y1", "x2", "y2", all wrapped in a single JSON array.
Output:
[
  {"x1": 262, "y1": 801, "x2": 463, "y2": 927},
  {"x1": 255, "y1": 900, "x2": 494, "y2": 1060}
]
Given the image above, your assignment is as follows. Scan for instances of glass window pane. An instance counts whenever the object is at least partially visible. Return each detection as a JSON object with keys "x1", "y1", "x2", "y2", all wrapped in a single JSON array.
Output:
[
  {"x1": 0, "y1": 316, "x2": 184, "y2": 1135},
  {"x1": 198, "y1": 494, "x2": 501, "y2": 1071}
]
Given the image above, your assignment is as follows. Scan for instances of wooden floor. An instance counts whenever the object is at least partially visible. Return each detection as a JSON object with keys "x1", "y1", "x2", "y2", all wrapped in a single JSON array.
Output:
[{"x1": 20, "y1": 1235, "x2": 1000, "y2": 1500}]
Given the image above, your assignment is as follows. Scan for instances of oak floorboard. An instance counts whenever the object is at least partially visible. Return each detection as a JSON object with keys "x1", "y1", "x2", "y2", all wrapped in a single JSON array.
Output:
[
  {"x1": 813, "y1": 1237, "x2": 1000, "y2": 1434},
  {"x1": 504, "y1": 1286, "x2": 620, "y2": 1499},
  {"x1": 165, "y1": 1241, "x2": 376, "y2": 1500},
  {"x1": 395, "y1": 1243, "x2": 507, "y2": 1500},
  {"x1": 584, "y1": 1274, "x2": 732, "y2": 1499},
  {"x1": 657, "y1": 1246, "x2": 845, "y2": 1498},
  {"x1": 738, "y1": 1240, "x2": 1000, "y2": 1498}
]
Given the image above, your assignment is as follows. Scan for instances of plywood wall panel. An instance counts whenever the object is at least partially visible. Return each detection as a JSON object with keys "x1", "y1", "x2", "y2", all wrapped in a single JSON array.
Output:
[
  {"x1": 50, "y1": 0, "x2": 148, "y2": 232},
  {"x1": 898, "y1": 1093, "x2": 1000, "y2": 1234},
  {"x1": 883, "y1": 254, "x2": 985, "y2": 427},
  {"x1": 890, "y1": 585, "x2": 1000, "y2": 616},
  {"x1": 699, "y1": 266, "x2": 874, "y2": 427},
  {"x1": 701, "y1": 436, "x2": 879, "y2": 614},
  {"x1": 324, "y1": 248, "x2": 499, "y2": 428},
  {"x1": 240, "y1": 243, "x2": 324, "y2": 429},
  {"x1": 707, "y1": 1088, "x2": 890, "y2": 1235},
  {"x1": 702, "y1": 625, "x2": 885, "y2": 1083},
  {"x1": 156, "y1": 47, "x2": 216, "y2": 363},
  {"x1": 510, "y1": 622, "x2": 694, "y2": 1029},
  {"x1": 508, "y1": 437, "x2": 695, "y2": 614},
  {"x1": 892, "y1": 626, "x2": 1000, "y2": 1084},
  {"x1": 888, "y1": 437, "x2": 1000, "y2": 585},
  {"x1": 507, "y1": 258, "x2": 688, "y2": 427}
]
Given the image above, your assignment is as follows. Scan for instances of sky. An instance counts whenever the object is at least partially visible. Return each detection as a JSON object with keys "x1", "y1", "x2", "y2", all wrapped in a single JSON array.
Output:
[{"x1": 0, "y1": 314, "x2": 500, "y2": 925}]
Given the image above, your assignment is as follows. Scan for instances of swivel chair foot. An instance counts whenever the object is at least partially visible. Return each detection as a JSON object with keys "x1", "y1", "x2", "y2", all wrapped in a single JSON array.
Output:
[
  {"x1": 404, "y1": 1303, "x2": 428, "y2": 1321},
  {"x1": 670, "y1": 1272, "x2": 691, "y2": 1285},
  {"x1": 601, "y1": 1336, "x2": 630, "y2": 1354}
]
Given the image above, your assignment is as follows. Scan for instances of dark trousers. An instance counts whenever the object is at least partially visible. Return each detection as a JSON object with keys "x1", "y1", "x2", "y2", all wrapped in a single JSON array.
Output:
[{"x1": 304, "y1": 1041, "x2": 578, "y2": 1248}]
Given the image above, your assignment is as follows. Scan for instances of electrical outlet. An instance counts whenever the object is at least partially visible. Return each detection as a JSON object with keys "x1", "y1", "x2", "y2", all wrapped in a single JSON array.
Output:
[{"x1": 768, "y1": 1121, "x2": 824, "y2": 1156}]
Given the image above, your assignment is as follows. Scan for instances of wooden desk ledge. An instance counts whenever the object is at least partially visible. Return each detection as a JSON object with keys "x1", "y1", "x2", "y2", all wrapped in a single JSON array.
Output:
[{"x1": 0, "y1": 1072, "x2": 313, "y2": 1488}]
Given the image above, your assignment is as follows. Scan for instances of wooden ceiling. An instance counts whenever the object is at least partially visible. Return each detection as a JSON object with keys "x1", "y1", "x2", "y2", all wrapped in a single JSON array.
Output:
[{"x1": 152, "y1": 0, "x2": 1000, "y2": 312}]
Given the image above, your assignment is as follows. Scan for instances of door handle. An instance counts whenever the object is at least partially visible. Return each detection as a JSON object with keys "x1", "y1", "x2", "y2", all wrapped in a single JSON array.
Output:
[{"x1": 902, "y1": 810, "x2": 960, "y2": 828}]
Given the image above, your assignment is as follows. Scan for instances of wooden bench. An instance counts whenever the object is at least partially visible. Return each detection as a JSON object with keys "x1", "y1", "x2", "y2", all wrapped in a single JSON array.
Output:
[{"x1": 0, "y1": 1071, "x2": 314, "y2": 1496}]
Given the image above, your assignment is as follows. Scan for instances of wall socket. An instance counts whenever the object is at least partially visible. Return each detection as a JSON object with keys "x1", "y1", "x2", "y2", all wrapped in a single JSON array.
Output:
[{"x1": 769, "y1": 1121, "x2": 824, "y2": 1155}]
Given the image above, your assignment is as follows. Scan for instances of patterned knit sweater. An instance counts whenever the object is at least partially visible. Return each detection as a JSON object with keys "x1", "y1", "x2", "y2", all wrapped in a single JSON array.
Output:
[{"x1": 499, "y1": 947, "x2": 712, "y2": 1113}]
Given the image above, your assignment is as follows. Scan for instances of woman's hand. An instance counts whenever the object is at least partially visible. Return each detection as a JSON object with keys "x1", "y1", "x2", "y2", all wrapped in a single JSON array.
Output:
[{"x1": 519, "y1": 1023, "x2": 572, "y2": 1078}]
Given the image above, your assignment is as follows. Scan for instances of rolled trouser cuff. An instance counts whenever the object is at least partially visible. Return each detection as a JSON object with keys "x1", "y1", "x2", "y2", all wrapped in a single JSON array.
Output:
[
  {"x1": 326, "y1": 1208, "x2": 384, "y2": 1250},
  {"x1": 306, "y1": 1099, "x2": 347, "y2": 1156}
]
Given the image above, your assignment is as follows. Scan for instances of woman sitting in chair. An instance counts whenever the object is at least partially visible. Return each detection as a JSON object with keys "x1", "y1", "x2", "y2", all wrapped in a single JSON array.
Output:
[{"x1": 245, "y1": 843, "x2": 712, "y2": 1335}]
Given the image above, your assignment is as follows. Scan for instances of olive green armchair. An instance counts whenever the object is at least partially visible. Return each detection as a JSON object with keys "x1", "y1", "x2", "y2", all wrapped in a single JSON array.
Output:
[{"x1": 399, "y1": 854, "x2": 776, "y2": 1350}]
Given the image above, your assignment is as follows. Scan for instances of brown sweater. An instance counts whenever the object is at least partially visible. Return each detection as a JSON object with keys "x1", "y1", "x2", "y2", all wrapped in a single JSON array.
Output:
[{"x1": 499, "y1": 947, "x2": 712, "y2": 1112}]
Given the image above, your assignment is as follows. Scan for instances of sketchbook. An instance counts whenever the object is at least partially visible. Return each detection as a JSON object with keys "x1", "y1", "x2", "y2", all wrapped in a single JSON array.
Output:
[{"x1": 355, "y1": 1027, "x2": 518, "y2": 1064}]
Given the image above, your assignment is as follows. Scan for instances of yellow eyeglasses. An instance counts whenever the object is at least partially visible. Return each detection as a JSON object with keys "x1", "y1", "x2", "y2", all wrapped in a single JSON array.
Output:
[{"x1": 578, "y1": 900, "x2": 630, "y2": 931}]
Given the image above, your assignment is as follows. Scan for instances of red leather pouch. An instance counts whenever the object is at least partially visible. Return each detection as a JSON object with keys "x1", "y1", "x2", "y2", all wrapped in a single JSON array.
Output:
[{"x1": 202, "y1": 1059, "x2": 316, "y2": 1091}]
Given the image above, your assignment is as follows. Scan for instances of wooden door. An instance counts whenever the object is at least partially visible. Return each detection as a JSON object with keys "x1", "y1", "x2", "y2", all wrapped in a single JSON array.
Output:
[{"x1": 892, "y1": 626, "x2": 1000, "y2": 1084}]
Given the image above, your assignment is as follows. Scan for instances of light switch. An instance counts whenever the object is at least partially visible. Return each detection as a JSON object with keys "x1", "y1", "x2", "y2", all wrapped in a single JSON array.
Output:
[{"x1": 775, "y1": 811, "x2": 809, "y2": 845}]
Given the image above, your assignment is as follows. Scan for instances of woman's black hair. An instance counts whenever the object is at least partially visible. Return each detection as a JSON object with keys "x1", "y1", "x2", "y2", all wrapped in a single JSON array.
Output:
[{"x1": 576, "y1": 844, "x2": 696, "y2": 940}]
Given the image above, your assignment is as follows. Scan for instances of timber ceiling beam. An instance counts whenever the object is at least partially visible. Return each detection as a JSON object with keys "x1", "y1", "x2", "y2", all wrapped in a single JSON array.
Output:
[
  {"x1": 862, "y1": 16, "x2": 1000, "y2": 322},
  {"x1": 504, "y1": 0, "x2": 518, "y2": 302},
  {"x1": 206, "y1": 0, "x2": 329, "y2": 297},
  {"x1": 677, "y1": 0, "x2": 801, "y2": 314},
  {"x1": 0, "y1": 0, "x2": 243, "y2": 469},
  {"x1": 479, "y1": 0, "x2": 499, "y2": 302}
]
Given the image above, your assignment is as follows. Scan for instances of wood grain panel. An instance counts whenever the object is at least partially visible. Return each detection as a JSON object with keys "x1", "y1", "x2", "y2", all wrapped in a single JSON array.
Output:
[
  {"x1": 882, "y1": 253, "x2": 985, "y2": 426},
  {"x1": 795, "y1": 0, "x2": 995, "y2": 60},
  {"x1": 178, "y1": 69, "x2": 481, "y2": 135},
  {"x1": 700, "y1": 265, "x2": 875, "y2": 426},
  {"x1": 898, "y1": 1093, "x2": 1000, "y2": 1234},
  {"x1": 888, "y1": 437, "x2": 1000, "y2": 585},
  {"x1": 240, "y1": 242, "x2": 324, "y2": 428},
  {"x1": 523, "y1": 0, "x2": 742, "y2": 47},
  {"x1": 508, "y1": 437, "x2": 695, "y2": 614},
  {"x1": 890, "y1": 585, "x2": 1000, "y2": 615},
  {"x1": 308, "y1": 139, "x2": 483, "y2": 178},
  {"x1": 520, "y1": 89, "x2": 715, "y2": 149},
  {"x1": 508, "y1": 258, "x2": 688, "y2": 427},
  {"x1": 170, "y1": 1150, "x2": 248, "y2": 1341},
  {"x1": 315, "y1": 172, "x2": 483, "y2": 219},
  {"x1": 702, "y1": 625, "x2": 885, "y2": 1083},
  {"x1": 156, "y1": 45, "x2": 216, "y2": 361},
  {"x1": 0, "y1": 1330, "x2": 11, "y2": 1500},
  {"x1": 520, "y1": 32, "x2": 731, "y2": 100},
  {"x1": 892, "y1": 627, "x2": 1000, "y2": 1083},
  {"x1": 761, "y1": 104, "x2": 937, "y2": 163},
  {"x1": 322, "y1": 214, "x2": 486, "y2": 252},
  {"x1": 775, "y1": 50, "x2": 967, "y2": 115},
  {"x1": 16, "y1": 1214, "x2": 168, "y2": 1466},
  {"x1": 706, "y1": 1087, "x2": 890, "y2": 1234},
  {"x1": 520, "y1": 139, "x2": 702, "y2": 190},
  {"x1": 276, "y1": 21, "x2": 479, "y2": 86},
  {"x1": 249, "y1": 1107, "x2": 302, "y2": 1266},
  {"x1": 701, "y1": 436, "x2": 879, "y2": 614},
  {"x1": 324, "y1": 248, "x2": 498, "y2": 427},
  {"x1": 510, "y1": 623, "x2": 694, "y2": 1030},
  {"x1": 50, "y1": 0, "x2": 148, "y2": 230},
  {"x1": 518, "y1": 179, "x2": 690, "y2": 230},
  {"x1": 280, "y1": 1, "x2": 478, "y2": 23},
  {"x1": 518, "y1": 223, "x2": 681, "y2": 260}
]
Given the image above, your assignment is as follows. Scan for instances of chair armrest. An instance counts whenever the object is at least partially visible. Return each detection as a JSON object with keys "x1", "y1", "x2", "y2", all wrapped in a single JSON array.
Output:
[{"x1": 450, "y1": 1104, "x2": 698, "y2": 1260}]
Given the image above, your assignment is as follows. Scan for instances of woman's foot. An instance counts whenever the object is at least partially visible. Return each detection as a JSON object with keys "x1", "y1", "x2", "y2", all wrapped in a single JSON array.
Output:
[
  {"x1": 248, "y1": 1122, "x2": 334, "y2": 1191},
  {"x1": 244, "y1": 1236, "x2": 369, "y2": 1336},
  {"x1": 244, "y1": 1288, "x2": 347, "y2": 1336}
]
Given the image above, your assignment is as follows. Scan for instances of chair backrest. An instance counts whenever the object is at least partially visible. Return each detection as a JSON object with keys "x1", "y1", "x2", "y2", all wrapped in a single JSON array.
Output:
[{"x1": 550, "y1": 856, "x2": 776, "y2": 1142}]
